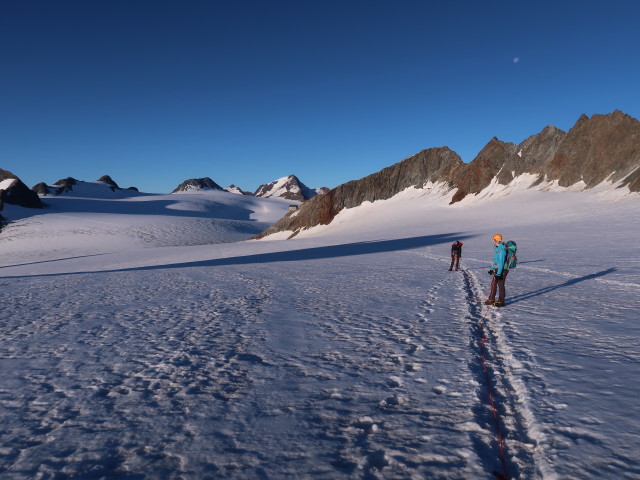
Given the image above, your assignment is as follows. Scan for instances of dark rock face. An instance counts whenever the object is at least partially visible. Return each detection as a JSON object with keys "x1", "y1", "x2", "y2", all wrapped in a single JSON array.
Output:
[
  {"x1": 225, "y1": 184, "x2": 253, "y2": 195},
  {"x1": 0, "y1": 169, "x2": 43, "y2": 208},
  {"x1": 172, "y1": 177, "x2": 223, "y2": 193},
  {"x1": 517, "y1": 125, "x2": 567, "y2": 173},
  {"x1": 542, "y1": 110, "x2": 640, "y2": 188},
  {"x1": 255, "y1": 110, "x2": 640, "y2": 239},
  {"x1": 97, "y1": 175, "x2": 120, "y2": 191},
  {"x1": 255, "y1": 147, "x2": 463, "y2": 239},
  {"x1": 450, "y1": 125, "x2": 568, "y2": 202},
  {"x1": 254, "y1": 175, "x2": 326, "y2": 202},
  {"x1": 32, "y1": 182, "x2": 52, "y2": 196},
  {"x1": 53, "y1": 177, "x2": 78, "y2": 194},
  {"x1": 450, "y1": 138, "x2": 518, "y2": 203},
  {"x1": 429, "y1": 110, "x2": 638, "y2": 199},
  {"x1": 34, "y1": 176, "x2": 137, "y2": 195}
]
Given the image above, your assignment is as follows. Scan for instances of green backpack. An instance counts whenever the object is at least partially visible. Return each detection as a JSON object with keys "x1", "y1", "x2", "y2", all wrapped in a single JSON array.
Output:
[{"x1": 504, "y1": 240, "x2": 518, "y2": 269}]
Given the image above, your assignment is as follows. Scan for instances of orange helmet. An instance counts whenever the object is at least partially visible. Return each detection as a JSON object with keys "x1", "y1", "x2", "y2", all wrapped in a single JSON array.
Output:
[{"x1": 493, "y1": 234, "x2": 503, "y2": 243}]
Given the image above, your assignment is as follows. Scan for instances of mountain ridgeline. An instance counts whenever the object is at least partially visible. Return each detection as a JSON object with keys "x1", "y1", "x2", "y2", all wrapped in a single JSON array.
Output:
[
  {"x1": 255, "y1": 110, "x2": 640, "y2": 239},
  {"x1": 172, "y1": 174, "x2": 328, "y2": 201},
  {"x1": 253, "y1": 175, "x2": 329, "y2": 201},
  {"x1": 2, "y1": 110, "x2": 638, "y2": 231}
]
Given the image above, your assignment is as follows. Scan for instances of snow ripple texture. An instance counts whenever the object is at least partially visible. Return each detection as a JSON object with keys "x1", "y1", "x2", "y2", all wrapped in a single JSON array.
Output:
[{"x1": 1, "y1": 187, "x2": 639, "y2": 479}]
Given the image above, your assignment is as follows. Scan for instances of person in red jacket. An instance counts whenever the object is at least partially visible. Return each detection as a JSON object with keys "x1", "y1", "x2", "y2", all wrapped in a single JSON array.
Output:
[{"x1": 449, "y1": 240, "x2": 463, "y2": 271}]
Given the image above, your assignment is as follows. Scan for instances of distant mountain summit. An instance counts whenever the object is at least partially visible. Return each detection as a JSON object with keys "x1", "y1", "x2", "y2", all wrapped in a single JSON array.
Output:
[
  {"x1": 225, "y1": 184, "x2": 253, "y2": 195},
  {"x1": 31, "y1": 177, "x2": 78, "y2": 196},
  {"x1": 172, "y1": 177, "x2": 224, "y2": 193},
  {"x1": 256, "y1": 110, "x2": 640, "y2": 239},
  {"x1": 31, "y1": 176, "x2": 137, "y2": 196},
  {"x1": 97, "y1": 175, "x2": 120, "y2": 191},
  {"x1": 541, "y1": 110, "x2": 640, "y2": 190},
  {"x1": 0, "y1": 169, "x2": 43, "y2": 209},
  {"x1": 52, "y1": 177, "x2": 79, "y2": 194},
  {"x1": 254, "y1": 175, "x2": 328, "y2": 201}
]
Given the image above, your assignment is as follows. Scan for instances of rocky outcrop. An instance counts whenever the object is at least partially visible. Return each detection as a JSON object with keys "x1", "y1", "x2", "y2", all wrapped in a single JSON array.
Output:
[
  {"x1": 439, "y1": 110, "x2": 638, "y2": 199},
  {"x1": 255, "y1": 110, "x2": 640, "y2": 239},
  {"x1": 450, "y1": 125, "x2": 569, "y2": 201},
  {"x1": 254, "y1": 175, "x2": 327, "y2": 202},
  {"x1": 518, "y1": 125, "x2": 567, "y2": 173},
  {"x1": 52, "y1": 177, "x2": 78, "y2": 194},
  {"x1": 0, "y1": 169, "x2": 43, "y2": 208},
  {"x1": 34, "y1": 176, "x2": 138, "y2": 196},
  {"x1": 255, "y1": 147, "x2": 463, "y2": 239},
  {"x1": 172, "y1": 177, "x2": 223, "y2": 193},
  {"x1": 450, "y1": 138, "x2": 519, "y2": 203},
  {"x1": 32, "y1": 182, "x2": 52, "y2": 196},
  {"x1": 225, "y1": 184, "x2": 252, "y2": 195},
  {"x1": 97, "y1": 175, "x2": 120, "y2": 191},
  {"x1": 541, "y1": 110, "x2": 640, "y2": 188}
]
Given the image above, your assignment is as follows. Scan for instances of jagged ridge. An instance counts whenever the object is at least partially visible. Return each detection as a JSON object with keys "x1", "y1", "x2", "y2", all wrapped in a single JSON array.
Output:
[
  {"x1": 256, "y1": 110, "x2": 640, "y2": 239},
  {"x1": 172, "y1": 177, "x2": 223, "y2": 193},
  {"x1": 254, "y1": 175, "x2": 328, "y2": 202}
]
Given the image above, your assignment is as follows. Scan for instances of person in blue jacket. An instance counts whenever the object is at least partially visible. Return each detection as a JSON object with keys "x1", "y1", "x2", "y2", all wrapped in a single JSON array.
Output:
[{"x1": 485, "y1": 233, "x2": 508, "y2": 307}]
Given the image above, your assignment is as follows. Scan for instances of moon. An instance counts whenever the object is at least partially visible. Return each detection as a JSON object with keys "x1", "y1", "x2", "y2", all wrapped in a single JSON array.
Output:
[{"x1": 513, "y1": 57, "x2": 520, "y2": 63}]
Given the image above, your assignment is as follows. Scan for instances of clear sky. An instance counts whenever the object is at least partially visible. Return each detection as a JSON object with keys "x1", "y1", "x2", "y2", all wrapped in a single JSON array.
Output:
[{"x1": 1, "y1": 0, "x2": 639, "y2": 194}]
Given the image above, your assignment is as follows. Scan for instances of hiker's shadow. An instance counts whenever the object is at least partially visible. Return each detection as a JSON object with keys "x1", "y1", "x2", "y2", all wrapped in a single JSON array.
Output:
[{"x1": 508, "y1": 268, "x2": 616, "y2": 305}]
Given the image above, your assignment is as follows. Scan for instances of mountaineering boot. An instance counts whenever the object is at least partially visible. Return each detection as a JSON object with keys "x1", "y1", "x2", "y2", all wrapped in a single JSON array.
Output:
[
  {"x1": 484, "y1": 299, "x2": 495, "y2": 305},
  {"x1": 494, "y1": 301, "x2": 505, "y2": 307}
]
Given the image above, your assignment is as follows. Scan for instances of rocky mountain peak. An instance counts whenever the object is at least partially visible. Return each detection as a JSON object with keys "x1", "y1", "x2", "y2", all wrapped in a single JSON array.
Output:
[
  {"x1": 52, "y1": 177, "x2": 79, "y2": 194},
  {"x1": 97, "y1": 175, "x2": 120, "y2": 191},
  {"x1": 255, "y1": 110, "x2": 639, "y2": 240},
  {"x1": 543, "y1": 110, "x2": 640, "y2": 187},
  {"x1": 31, "y1": 182, "x2": 51, "y2": 196},
  {"x1": 255, "y1": 147, "x2": 463, "y2": 239},
  {"x1": 516, "y1": 125, "x2": 567, "y2": 175},
  {"x1": 172, "y1": 177, "x2": 223, "y2": 193},
  {"x1": 0, "y1": 169, "x2": 43, "y2": 208},
  {"x1": 225, "y1": 185, "x2": 252, "y2": 195},
  {"x1": 254, "y1": 175, "x2": 326, "y2": 202}
]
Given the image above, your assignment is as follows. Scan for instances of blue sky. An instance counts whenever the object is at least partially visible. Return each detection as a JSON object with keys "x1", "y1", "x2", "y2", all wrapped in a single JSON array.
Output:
[{"x1": 1, "y1": 0, "x2": 639, "y2": 194}]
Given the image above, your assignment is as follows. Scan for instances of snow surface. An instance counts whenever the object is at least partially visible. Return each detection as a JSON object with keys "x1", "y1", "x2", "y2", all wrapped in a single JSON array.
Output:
[
  {"x1": 1, "y1": 182, "x2": 639, "y2": 479},
  {"x1": 0, "y1": 178, "x2": 17, "y2": 190},
  {"x1": 225, "y1": 186, "x2": 245, "y2": 195}
]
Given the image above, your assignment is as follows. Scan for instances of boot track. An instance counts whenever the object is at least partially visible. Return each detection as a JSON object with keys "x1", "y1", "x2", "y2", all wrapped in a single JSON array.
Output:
[{"x1": 460, "y1": 268, "x2": 555, "y2": 479}]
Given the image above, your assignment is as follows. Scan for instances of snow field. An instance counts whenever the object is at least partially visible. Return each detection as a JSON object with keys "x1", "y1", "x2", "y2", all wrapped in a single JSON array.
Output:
[{"x1": 0, "y1": 184, "x2": 639, "y2": 479}]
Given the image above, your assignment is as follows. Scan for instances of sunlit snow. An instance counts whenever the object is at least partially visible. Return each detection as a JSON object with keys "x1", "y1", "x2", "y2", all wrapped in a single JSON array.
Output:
[{"x1": 0, "y1": 182, "x2": 638, "y2": 479}]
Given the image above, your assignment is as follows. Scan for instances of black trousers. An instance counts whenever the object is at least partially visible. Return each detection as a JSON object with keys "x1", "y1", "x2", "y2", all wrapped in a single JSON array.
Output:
[
  {"x1": 489, "y1": 270, "x2": 509, "y2": 302},
  {"x1": 449, "y1": 255, "x2": 460, "y2": 270}
]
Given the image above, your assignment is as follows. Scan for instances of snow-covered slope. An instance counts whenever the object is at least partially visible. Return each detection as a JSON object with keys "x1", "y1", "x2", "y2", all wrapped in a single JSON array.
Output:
[
  {"x1": 0, "y1": 178, "x2": 17, "y2": 190},
  {"x1": 0, "y1": 188, "x2": 292, "y2": 255},
  {"x1": 0, "y1": 187, "x2": 638, "y2": 479},
  {"x1": 254, "y1": 174, "x2": 326, "y2": 201},
  {"x1": 225, "y1": 184, "x2": 251, "y2": 195}
]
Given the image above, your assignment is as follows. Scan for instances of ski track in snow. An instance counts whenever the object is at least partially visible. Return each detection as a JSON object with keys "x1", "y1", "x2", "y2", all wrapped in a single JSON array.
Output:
[
  {"x1": 412, "y1": 249, "x2": 549, "y2": 479},
  {"x1": 410, "y1": 247, "x2": 640, "y2": 480}
]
